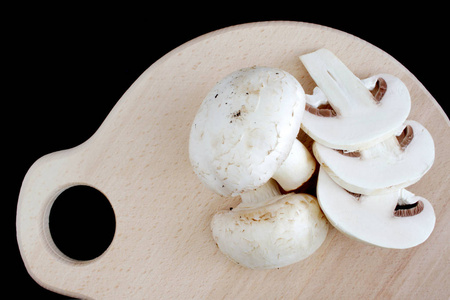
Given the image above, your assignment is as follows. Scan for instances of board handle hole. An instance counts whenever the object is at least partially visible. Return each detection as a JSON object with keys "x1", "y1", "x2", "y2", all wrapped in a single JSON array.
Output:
[{"x1": 48, "y1": 185, "x2": 116, "y2": 261}]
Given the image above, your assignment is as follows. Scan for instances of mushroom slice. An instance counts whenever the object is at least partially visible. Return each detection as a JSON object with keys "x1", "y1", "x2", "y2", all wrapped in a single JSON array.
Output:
[
  {"x1": 313, "y1": 120, "x2": 435, "y2": 195},
  {"x1": 189, "y1": 66, "x2": 314, "y2": 196},
  {"x1": 317, "y1": 168, "x2": 435, "y2": 249},
  {"x1": 300, "y1": 49, "x2": 411, "y2": 151},
  {"x1": 211, "y1": 192, "x2": 328, "y2": 269}
]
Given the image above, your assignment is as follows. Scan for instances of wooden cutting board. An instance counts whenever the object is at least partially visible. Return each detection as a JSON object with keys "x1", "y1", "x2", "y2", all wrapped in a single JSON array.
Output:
[{"x1": 17, "y1": 21, "x2": 450, "y2": 299}]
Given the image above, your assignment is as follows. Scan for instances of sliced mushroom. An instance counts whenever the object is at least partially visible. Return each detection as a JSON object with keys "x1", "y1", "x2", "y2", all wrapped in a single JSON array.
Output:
[
  {"x1": 211, "y1": 189, "x2": 328, "y2": 269},
  {"x1": 189, "y1": 66, "x2": 315, "y2": 196},
  {"x1": 299, "y1": 49, "x2": 411, "y2": 151},
  {"x1": 313, "y1": 120, "x2": 435, "y2": 195},
  {"x1": 317, "y1": 167, "x2": 435, "y2": 249}
]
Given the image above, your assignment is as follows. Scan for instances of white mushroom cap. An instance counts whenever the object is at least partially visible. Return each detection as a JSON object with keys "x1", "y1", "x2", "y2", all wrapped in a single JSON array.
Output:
[
  {"x1": 300, "y1": 49, "x2": 411, "y2": 151},
  {"x1": 313, "y1": 120, "x2": 435, "y2": 195},
  {"x1": 189, "y1": 67, "x2": 305, "y2": 196},
  {"x1": 317, "y1": 168, "x2": 435, "y2": 249},
  {"x1": 211, "y1": 192, "x2": 328, "y2": 269}
]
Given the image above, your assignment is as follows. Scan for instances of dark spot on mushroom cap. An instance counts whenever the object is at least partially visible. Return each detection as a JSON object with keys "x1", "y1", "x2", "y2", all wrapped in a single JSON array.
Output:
[{"x1": 232, "y1": 110, "x2": 241, "y2": 118}]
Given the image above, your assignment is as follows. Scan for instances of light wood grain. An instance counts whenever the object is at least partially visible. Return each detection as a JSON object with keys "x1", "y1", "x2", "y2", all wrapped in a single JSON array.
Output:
[{"x1": 17, "y1": 21, "x2": 450, "y2": 299}]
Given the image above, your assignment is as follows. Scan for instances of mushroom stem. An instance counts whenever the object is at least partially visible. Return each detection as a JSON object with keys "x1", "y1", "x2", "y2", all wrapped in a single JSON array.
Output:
[
  {"x1": 300, "y1": 49, "x2": 376, "y2": 117},
  {"x1": 240, "y1": 179, "x2": 281, "y2": 204},
  {"x1": 359, "y1": 135, "x2": 402, "y2": 159},
  {"x1": 272, "y1": 139, "x2": 316, "y2": 191},
  {"x1": 360, "y1": 125, "x2": 412, "y2": 160}
]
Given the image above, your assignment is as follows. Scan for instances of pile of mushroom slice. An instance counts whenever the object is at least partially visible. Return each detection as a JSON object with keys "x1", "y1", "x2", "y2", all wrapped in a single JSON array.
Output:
[
  {"x1": 189, "y1": 67, "x2": 328, "y2": 269},
  {"x1": 300, "y1": 49, "x2": 436, "y2": 249}
]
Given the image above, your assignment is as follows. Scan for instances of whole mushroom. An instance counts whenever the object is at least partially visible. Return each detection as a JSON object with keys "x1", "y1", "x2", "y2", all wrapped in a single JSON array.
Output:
[
  {"x1": 189, "y1": 66, "x2": 327, "y2": 269},
  {"x1": 190, "y1": 66, "x2": 316, "y2": 196},
  {"x1": 212, "y1": 184, "x2": 328, "y2": 269}
]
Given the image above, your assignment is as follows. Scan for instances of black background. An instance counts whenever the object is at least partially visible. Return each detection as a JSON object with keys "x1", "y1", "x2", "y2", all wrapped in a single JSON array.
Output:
[{"x1": 8, "y1": 5, "x2": 447, "y2": 299}]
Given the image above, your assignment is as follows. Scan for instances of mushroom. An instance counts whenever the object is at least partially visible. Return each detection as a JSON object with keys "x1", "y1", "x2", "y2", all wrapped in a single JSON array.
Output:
[
  {"x1": 189, "y1": 66, "x2": 327, "y2": 269},
  {"x1": 299, "y1": 48, "x2": 411, "y2": 151},
  {"x1": 189, "y1": 66, "x2": 316, "y2": 196},
  {"x1": 272, "y1": 138, "x2": 316, "y2": 192},
  {"x1": 313, "y1": 120, "x2": 435, "y2": 195},
  {"x1": 316, "y1": 167, "x2": 435, "y2": 249},
  {"x1": 211, "y1": 185, "x2": 328, "y2": 269}
]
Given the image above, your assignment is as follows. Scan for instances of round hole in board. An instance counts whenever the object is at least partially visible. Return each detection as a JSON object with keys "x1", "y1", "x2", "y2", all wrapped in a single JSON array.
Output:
[{"x1": 49, "y1": 185, "x2": 116, "y2": 261}]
